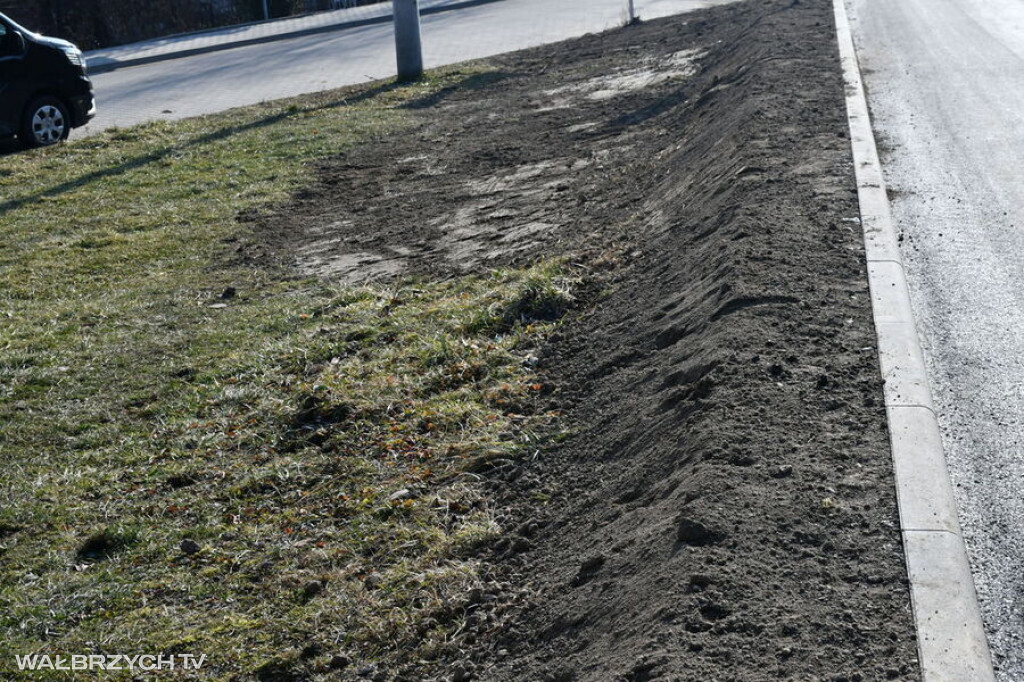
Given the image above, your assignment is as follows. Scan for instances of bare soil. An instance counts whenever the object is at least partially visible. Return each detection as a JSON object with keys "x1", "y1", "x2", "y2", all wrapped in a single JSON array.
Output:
[{"x1": 247, "y1": 0, "x2": 921, "y2": 679}]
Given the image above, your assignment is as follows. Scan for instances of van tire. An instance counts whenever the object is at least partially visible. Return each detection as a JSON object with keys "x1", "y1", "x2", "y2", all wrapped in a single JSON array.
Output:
[{"x1": 20, "y1": 96, "x2": 71, "y2": 147}]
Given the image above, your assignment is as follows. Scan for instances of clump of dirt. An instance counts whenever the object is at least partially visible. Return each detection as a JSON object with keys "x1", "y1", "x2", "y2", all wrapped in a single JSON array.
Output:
[{"x1": 247, "y1": 0, "x2": 921, "y2": 680}]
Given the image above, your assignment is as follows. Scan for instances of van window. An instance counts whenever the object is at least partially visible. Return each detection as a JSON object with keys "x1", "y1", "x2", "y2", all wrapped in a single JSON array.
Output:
[
  {"x1": 0, "y1": 23, "x2": 15, "y2": 58},
  {"x1": 0, "y1": 22, "x2": 23, "y2": 59}
]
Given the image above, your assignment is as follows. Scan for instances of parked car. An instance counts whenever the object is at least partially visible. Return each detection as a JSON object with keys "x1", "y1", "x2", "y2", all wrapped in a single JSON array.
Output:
[{"x1": 0, "y1": 12, "x2": 95, "y2": 147}]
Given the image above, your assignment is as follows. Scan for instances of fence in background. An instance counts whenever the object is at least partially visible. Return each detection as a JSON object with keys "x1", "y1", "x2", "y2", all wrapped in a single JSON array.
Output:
[{"x1": 0, "y1": 0, "x2": 387, "y2": 50}]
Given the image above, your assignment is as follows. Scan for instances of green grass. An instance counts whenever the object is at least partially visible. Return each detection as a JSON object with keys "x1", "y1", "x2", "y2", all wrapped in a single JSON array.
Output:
[{"x1": 0, "y1": 70, "x2": 574, "y2": 680}]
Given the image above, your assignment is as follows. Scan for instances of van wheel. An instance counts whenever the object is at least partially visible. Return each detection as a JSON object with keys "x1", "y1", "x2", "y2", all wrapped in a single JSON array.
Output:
[{"x1": 20, "y1": 97, "x2": 70, "y2": 148}]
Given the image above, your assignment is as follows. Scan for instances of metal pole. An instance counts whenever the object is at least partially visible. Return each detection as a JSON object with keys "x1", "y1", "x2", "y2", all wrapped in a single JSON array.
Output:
[
  {"x1": 393, "y1": 0, "x2": 423, "y2": 82},
  {"x1": 262, "y1": 0, "x2": 270, "y2": 20},
  {"x1": 626, "y1": 0, "x2": 637, "y2": 23}
]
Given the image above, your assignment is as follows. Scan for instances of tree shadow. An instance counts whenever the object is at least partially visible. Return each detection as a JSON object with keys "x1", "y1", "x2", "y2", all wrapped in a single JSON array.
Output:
[{"x1": 401, "y1": 71, "x2": 516, "y2": 110}]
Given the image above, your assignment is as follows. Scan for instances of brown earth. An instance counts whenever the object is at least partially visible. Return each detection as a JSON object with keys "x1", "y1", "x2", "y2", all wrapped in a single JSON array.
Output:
[{"x1": 246, "y1": 0, "x2": 921, "y2": 679}]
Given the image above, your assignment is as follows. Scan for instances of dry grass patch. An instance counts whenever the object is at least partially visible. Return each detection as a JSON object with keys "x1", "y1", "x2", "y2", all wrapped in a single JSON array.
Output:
[{"x1": 0, "y1": 69, "x2": 573, "y2": 679}]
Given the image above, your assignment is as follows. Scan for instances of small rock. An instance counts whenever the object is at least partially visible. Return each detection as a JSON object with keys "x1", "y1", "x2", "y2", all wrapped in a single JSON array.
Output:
[
  {"x1": 179, "y1": 539, "x2": 201, "y2": 555},
  {"x1": 698, "y1": 599, "x2": 730, "y2": 621},
  {"x1": 516, "y1": 520, "x2": 539, "y2": 537},
  {"x1": 676, "y1": 517, "x2": 725, "y2": 546},
  {"x1": 221, "y1": 287, "x2": 237, "y2": 300},
  {"x1": 302, "y1": 580, "x2": 325, "y2": 600},
  {"x1": 462, "y1": 449, "x2": 508, "y2": 473},
  {"x1": 630, "y1": 657, "x2": 658, "y2": 679},
  {"x1": 328, "y1": 654, "x2": 350, "y2": 670},
  {"x1": 510, "y1": 536, "x2": 532, "y2": 553},
  {"x1": 573, "y1": 555, "x2": 605, "y2": 586},
  {"x1": 387, "y1": 488, "x2": 413, "y2": 502},
  {"x1": 452, "y1": 663, "x2": 474, "y2": 682},
  {"x1": 772, "y1": 464, "x2": 794, "y2": 479},
  {"x1": 687, "y1": 574, "x2": 712, "y2": 592}
]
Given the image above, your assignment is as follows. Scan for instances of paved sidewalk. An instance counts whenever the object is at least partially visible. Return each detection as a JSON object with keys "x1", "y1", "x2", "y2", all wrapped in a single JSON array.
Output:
[{"x1": 84, "y1": 0, "x2": 496, "y2": 73}]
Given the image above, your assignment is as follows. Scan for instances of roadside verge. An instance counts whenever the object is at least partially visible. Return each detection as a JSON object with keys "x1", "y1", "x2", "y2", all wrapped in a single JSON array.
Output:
[
  {"x1": 242, "y1": 1, "x2": 923, "y2": 677},
  {"x1": 0, "y1": 0, "x2": 937, "y2": 678},
  {"x1": 832, "y1": 0, "x2": 996, "y2": 678}
]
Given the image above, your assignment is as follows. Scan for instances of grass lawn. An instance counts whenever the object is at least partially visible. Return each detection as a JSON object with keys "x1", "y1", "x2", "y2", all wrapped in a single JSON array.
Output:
[{"x1": 0, "y1": 69, "x2": 572, "y2": 679}]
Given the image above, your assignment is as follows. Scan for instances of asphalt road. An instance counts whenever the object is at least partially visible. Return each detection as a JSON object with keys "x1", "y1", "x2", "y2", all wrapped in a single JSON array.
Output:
[
  {"x1": 847, "y1": 0, "x2": 1024, "y2": 678},
  {"x1": 81, "y1": 0, "x2": 735, "y2": 136}
]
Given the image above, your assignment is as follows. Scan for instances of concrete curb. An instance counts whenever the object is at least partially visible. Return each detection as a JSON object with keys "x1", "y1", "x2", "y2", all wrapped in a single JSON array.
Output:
[
  {"x1": 831, "y1": 1, "x2": 997, "y2": 680},
  {"x1": 86, "y1": 0, "x2": 504, "y2": 75}
]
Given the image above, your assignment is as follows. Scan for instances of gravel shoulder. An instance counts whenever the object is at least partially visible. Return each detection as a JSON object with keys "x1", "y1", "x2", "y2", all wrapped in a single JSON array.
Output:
[{"x1": 250, "y1": 0, "x2": 922, "y2": 679}]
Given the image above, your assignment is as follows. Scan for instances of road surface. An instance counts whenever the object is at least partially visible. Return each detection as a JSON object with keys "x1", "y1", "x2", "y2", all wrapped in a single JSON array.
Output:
[
  {"x1": 847, "y1": 0, "x2": 1024, "y2": 678},
  {"x1": 81, "y1": 0, "x2": 735, "y2": 135}
]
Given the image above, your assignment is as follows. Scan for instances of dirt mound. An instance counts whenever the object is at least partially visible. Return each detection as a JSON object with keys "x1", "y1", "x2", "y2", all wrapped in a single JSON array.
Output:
[{"x1": 248, "y1": 0, "x2": 920, "y2": 679}]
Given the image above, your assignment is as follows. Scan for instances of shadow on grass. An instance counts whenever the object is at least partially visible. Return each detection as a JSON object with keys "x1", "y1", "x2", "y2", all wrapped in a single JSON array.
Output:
[
  {"x1": 0, "y1": 138, "x2": 23, "y2": 158},
  {"x1": 0, "y1": 70, "x2": 515, "y2": 215},
  {"x1": 401, "y1": 71, "x2": 516, "y2": 110},
  {"x1": 0, "y1": 79, "x2": 409, "y2": 214}
]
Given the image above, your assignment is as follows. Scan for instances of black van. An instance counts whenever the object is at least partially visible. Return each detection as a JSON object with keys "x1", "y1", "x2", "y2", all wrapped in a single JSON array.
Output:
[{"x1": 0, "y1": 12, "x2": 95, "y2": 147}]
